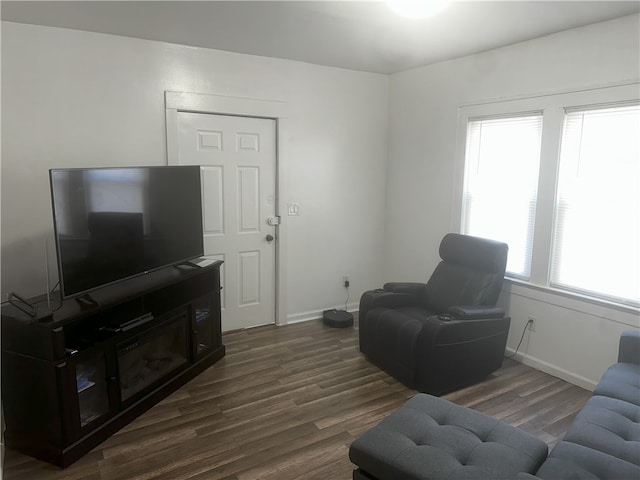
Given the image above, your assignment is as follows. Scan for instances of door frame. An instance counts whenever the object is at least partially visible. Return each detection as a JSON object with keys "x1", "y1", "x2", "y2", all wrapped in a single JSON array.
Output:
[{"x1": 165, "y1": 91, "x2": 288, "y2": 327}]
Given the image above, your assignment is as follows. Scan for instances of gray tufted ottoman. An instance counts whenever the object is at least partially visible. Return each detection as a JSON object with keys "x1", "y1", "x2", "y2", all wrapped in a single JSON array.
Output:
[{"x1": 349, "y1": 394, "x2": 548, "y2": 480}]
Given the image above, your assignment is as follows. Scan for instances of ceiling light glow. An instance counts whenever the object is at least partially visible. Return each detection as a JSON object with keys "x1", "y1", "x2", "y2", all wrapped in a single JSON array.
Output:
[{"x1": 386, "y1": 0, "x2": 451, "y2": 19}]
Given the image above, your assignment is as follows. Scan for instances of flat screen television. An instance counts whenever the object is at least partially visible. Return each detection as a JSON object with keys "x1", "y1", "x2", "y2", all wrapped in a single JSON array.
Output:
[{"x1": 50, "y1": 166, "x2": 204, "y2": 299}]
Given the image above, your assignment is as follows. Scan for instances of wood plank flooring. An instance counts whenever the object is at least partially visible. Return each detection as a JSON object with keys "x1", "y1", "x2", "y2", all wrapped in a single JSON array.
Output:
[{"x1": 3, "y1": 319, "x2": 591, "y2": 480}]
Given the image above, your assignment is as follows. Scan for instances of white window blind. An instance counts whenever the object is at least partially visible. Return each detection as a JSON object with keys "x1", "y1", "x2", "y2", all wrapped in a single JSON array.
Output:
[
  {"x1": 462, "y1": 113, "x2": 543, "y2": 278},
  {"x1": 551, "y1": 103, "x2": 640, "y2": 306}
]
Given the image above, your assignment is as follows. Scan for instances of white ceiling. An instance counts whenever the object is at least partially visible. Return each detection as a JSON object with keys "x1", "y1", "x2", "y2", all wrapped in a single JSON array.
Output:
[{"x1": 2, "y1": 1, "x2": 639, "y2": 74}]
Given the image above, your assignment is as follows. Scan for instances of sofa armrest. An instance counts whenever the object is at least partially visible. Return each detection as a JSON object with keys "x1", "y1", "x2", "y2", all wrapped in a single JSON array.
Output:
[
  {"x1": 448, "y1": 305, "x2": 505, "y2": 319},
  {"x1": 618, "y1": 330, "x2": 640, "y2": 365}
]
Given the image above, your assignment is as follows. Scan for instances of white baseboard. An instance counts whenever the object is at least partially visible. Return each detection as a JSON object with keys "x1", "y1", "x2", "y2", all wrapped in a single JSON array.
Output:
[{"x1": 505, "y1": 348, "x2": 597, "y2": 392}]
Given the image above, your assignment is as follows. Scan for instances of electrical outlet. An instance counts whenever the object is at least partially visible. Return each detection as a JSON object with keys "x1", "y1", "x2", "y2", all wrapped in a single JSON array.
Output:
[
  {"x1": 343, "y1": 275, "x2": 350, "y2": 289},
  {"x1": 527, "y1": 315, "x2": 536, "y2": 332}
]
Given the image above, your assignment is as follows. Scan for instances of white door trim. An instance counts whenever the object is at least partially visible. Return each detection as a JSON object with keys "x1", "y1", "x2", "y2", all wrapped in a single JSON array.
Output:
[{"x1": 165, "y1": 91, "x2": 289, "y2": 327}]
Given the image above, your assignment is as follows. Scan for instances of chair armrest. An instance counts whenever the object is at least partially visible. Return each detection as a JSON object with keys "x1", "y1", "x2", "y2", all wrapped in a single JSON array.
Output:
[
  {"x1": 414, "y1": 315, "x2": 511, "y2": 394},
  {"x1": 358, "y1": 289, "x2": 422, "y2": 352},
  {"x1": 448, "y1": 305, "x2": 505, "y2": 319},
  {"x1": 360, "y1": 290, "x2": 417, "y2": 311},
  {"x1": 421, "y1": 315, "x2": 511, "y2": 344},
  {"x1": 383, "y1": 282, "x2": 426, "y2": 295},
  {"x1": 618, "y1": 330, "x2": 640, "y2": 364},
  {"x1": 381, "y1": 282, "x2": 426, "y2": 307},
  {"x1": 416, "y1": 315, "x2": 511, "y2": 365}
]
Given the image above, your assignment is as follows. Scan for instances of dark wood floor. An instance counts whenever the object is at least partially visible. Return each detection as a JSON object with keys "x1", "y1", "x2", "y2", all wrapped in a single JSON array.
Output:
[{"x1": 3, "y1": 319, "x2": 591, "y2": 480}]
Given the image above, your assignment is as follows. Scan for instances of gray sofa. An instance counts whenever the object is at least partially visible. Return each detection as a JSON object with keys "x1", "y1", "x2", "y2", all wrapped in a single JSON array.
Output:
[
  {"x1": 350, "y1": 330, "x2": 640, "y2": 480},
  {"x1": 524, "y1": 329, "x2": 640, "y2": 480}
]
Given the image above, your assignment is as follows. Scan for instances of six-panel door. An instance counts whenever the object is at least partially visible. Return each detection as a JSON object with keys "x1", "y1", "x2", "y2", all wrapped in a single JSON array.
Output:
[{"x1": 176, "y1": 113, "x2": 276, "y2": 331}]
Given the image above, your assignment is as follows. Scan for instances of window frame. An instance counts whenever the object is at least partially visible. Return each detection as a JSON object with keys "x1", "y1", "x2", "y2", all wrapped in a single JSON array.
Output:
[
  {"x1": 550, "y1": 101, "x2": 640, "y2": 307},
  {"x1": 461, "y1": 110, "x2": 544, "y2": 280},
  {"x1": 452, "y1": 82, "x2": 640, "y2": 312}
]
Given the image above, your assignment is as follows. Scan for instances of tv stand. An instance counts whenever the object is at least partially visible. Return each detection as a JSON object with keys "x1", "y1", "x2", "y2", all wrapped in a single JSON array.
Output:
[
  {"x1": 1, "y1": 261, "x2": 224, "y2": 468},
  {"x1": 75, "y1": 293, "x2": 100, "y2": 310}
]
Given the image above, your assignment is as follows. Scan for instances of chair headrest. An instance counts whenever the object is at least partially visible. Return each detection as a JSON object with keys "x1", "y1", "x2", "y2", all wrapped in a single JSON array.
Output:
[{"x1": 439, "y1": 233, "x2": 508, "y2": 274}]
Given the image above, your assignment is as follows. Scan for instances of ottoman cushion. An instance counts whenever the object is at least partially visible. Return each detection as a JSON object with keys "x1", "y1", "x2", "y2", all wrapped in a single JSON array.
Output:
[{"x1": 349, "y1": 394, "x2": 548, "y2": 480}]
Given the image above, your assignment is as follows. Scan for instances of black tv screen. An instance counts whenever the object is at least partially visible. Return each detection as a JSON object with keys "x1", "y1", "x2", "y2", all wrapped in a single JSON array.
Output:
[{"x1": 50, "y1": 166, "x2": 204, "y2": 299}]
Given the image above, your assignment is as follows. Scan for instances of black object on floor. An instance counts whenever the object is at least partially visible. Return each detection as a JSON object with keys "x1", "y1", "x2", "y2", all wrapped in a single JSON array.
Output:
[{"x1": 323, "y1": 309, "x2": 353, "y2": 328}]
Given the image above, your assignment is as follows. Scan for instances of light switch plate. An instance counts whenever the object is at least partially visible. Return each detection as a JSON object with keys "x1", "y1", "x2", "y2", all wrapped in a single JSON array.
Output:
[{"x1": 288, "y1": 202, "x2": 300, "y2": 216}]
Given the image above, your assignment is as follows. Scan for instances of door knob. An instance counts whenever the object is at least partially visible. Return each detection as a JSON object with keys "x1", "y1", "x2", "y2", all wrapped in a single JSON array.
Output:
[{"x1": 266, "y1": 234, "x2": 274, "y2": 242}]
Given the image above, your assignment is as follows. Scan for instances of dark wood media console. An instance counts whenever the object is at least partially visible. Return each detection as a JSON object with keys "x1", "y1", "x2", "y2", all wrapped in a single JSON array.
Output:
[{"x1": 1, "y1": 261, "x2": 224, "y2": 467}]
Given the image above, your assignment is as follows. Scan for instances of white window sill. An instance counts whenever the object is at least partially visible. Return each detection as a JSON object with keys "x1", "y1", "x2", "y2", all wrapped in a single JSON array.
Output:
[{"x1": 503, "y1": 277, "x2": 640, "y2": 328}]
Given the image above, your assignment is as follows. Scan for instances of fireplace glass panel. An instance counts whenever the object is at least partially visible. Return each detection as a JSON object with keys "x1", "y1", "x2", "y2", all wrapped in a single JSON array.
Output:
[
  {"x1": 117, "y1": 315, "x2": 188, "y2": 402},
  {"x1": 194, "y1": 299, "x2": 215, "y2": 356},
  {"x1": 76, "y1": 353, "x2": 109, "y2": 427}
]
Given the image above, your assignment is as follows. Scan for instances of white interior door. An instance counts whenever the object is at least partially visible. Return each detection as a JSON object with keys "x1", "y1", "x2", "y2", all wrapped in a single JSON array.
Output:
[{"x1": 176, "y1": 112, "x2": 276, "y2": 331}]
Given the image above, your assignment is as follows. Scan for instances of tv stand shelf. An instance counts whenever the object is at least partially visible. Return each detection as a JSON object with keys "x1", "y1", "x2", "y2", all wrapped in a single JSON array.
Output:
[{"x1": 1, "y1": 261, "x2": 224, "y2": 468}]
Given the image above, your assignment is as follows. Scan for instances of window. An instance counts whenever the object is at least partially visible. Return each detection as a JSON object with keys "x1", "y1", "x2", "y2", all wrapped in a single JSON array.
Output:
[
  {"x1": 457, "y1": 84, "x2": 639, "y2": 309},
  {"x1": 462, "y1": 113, "x2": 543, "y2": 278},
  {"x1": 551, "y1": 103, "x2": 640, "y2": 306}
]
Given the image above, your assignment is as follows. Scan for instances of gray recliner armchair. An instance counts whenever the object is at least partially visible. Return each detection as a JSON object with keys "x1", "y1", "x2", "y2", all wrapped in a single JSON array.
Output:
[{"x1": 358, "y1": 233, "x2": 510, "y2": 395}]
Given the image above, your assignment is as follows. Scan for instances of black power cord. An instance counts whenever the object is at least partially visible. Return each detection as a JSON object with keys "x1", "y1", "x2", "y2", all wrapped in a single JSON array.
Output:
[
  {"x1": 344, "y1": 279, "x2": 350, "y2": 311},
  {"x1": 505, "y1": 319, "x2": 533, "y2": 359}
]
